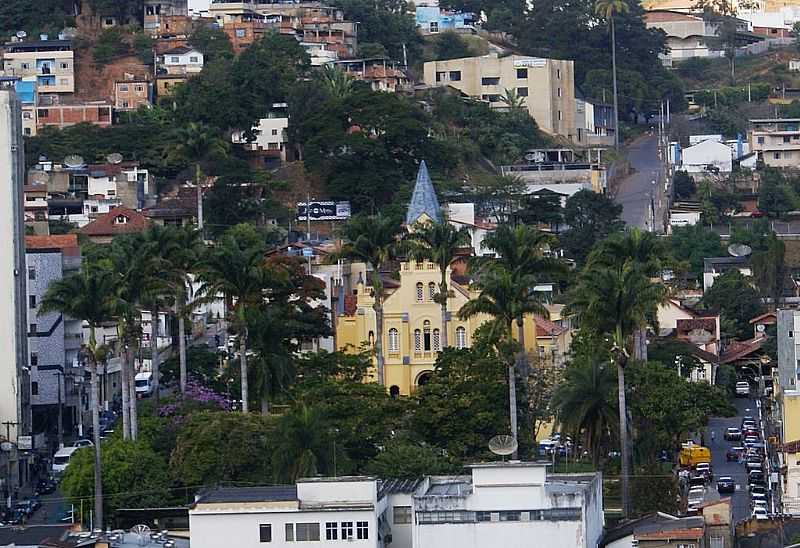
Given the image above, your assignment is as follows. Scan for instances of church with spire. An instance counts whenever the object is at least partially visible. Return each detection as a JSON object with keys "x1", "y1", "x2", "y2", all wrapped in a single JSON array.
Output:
[{"x1": 405, "y1": 160, "x2": 442, "y2": 226}]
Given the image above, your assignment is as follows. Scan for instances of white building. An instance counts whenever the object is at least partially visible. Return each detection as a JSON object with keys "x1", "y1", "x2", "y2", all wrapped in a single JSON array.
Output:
[
  {"x1": 160, "y1": 46, "x2": 204, "y2": 74},
  {"x1": 446, "y1": 203, "x2": 494, "y2": 256},
  {"x1": 0, "y1": 89, "x2": 31, "y2": 489},
  {"x1": 189, "y1": 463, "x2": 604, "y2": 548},
  {"x1": 680, "y1": 138, "x2": 734, "y2": 175}
]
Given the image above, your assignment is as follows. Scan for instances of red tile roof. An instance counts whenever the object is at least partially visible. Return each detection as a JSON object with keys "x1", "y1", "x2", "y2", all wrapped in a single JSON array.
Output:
[
  {"x1": 25, "y1": 234, "x2": 78, "y2": 250},
  {"x1": 79, "y1": 206, "x2": 149, "y2": 237},
  {"x1": 720, "y1": 336, "x2": 766, "y2": 364},
  {"x1": 535, "y1": 316, "x2": 567, "y2": 337},
  {"x1": 635, "y1": 529, "x2": 704, "y2": 541}
]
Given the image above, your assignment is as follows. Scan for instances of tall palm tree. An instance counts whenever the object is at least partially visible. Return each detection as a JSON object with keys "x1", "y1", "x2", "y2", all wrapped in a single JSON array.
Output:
[
  {"x1": 404, "y1": 221, "x2": 471, "y2": 348},
  {"x1": 319, "y1": 64, "x2": 355, "y2": 100},
  {"x1": 565, "y1": 253, "x2": 665, "y2": 517},
  {"x1": 552, "y1": 356, "x2": 618, "y2": 468},
  {"x1": 500, "y1": 88, "x2": 527, "y2": 110},
  {"x1": 459, "y1": 267, "x2": 548, "y2": 458},
  {"x1": 40, "y1": 262, "x2": 116, "y2": 531},
  {"x1": 339, "y1": 214, "x2": 403, "y2": 386},
  {"x1": 196, "y1": 231, "x2": 268, "y2": 413},
  {"x1": 595, "y1": 0, "x2": 629, "y2": 150},
  {"x1": 272, "y1": 404, "x2": 334, "y2": 482}
]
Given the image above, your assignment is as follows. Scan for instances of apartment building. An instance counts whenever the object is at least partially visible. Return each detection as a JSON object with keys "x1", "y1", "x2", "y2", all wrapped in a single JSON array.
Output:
[
  {"x1": 189, "y1": 463, "x2": 604, "y2": 548},
  {"x1": 114, "y1": 78, "x2": 153, "y2": 110},
  {"x1": 0, "y1": 89, "x2": 32, "y2": 490},
  {"x1": 2, "y1": 38, "x2": 75, "y2": 94},
  {"x1": 144, "y1": 0, "x2": 190, "y2": 32},
  {"x1": 331, "y1": 58, "x2": 409, "y2": 93},
  {"x1": 25, "y1": 235, "x2": 84, "y2": 440},
  {"x1": 776, "y1": 309, "x2": 800, "y2": 512},
  {"x1": 36, "y1": 98, "x2": 113, "y2": 131},
  {"x1": 231, "y1": 103, "x2": 290, "y2": 166},
  {"x1": 749, "y1": 118, "x2": 800, "y2": 168},
  {"x1": 422, "y1": 53, "x2": 577, "y2": 141}
]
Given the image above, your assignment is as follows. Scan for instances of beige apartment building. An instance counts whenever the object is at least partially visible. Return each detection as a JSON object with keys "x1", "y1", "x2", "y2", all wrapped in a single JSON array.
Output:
[
  {"x1": 423, "y1": 53, "x2": 577, "y2": 141},
  {"x1": 2, "y1": 39, "x2": 75, "y2": 94},
  {"x1": 749, "y1": 118, "x2": 800, "y2": 168}
]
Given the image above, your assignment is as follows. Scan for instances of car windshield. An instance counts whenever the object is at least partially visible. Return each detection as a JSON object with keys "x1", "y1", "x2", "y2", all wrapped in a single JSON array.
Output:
[
  {"x1": 53, "y1": 456, "x2": 70, "y2": 465},
  {"x1": 135, "y1": 380, "x2": 148, "y2": 387}
]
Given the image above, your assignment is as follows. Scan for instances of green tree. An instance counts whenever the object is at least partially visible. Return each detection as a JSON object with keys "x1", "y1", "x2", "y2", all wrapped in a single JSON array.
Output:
[
  {"x1": 339, "y1": 214, "x2": 403, "y2": 386},
  {"x1": 319, "y1": 64, "x2": 355, "y2": 100},
  {"x1": 332, "y1": 0, "x2": 422, "y2": 61},
  {"x1": 161, "y1": 348, "x2": 220, "y2": 388},
  {"x1": 61, "y1": 439, "x2": 172, "y2": 522},
  {"x1": 515, "y1": 191, "x2": 564, "y2": 229},
  {"x1": 272, "y1": 405, "x2": 340, "y2": 482},
  {"x1": 170, "y1": 411, "x2": 274, "y2": 486},
  {"x1": 668, "y1": 224, "x2": 725, "y2": 280},
  {"x1": 630, "y1": 466, "x2": 681, "y2": 517},
  {"x1": 673, "y1": 170, "x2": 697, "y2": 200},
  {"x1": 751, "y1": 232, "x2": 785, "y2": 304},
  {"x1": 560, "y1": 189, "x2": 624, "y2": 265},
  {"x1": 566, "y1": 229, "x2": 666, "y2": 517},
  {"x1": 366, "y1": 440, "x2": 460, "y2": 478},
  {"x1": 595, "y1": 0, "x2": 629, "y2": 148},
  {"x1": 758, "y1": 179, "x2": 798, "y2": 218},
  {"x1": 196, "y1": 225, "x2": 269, "y2": 413},
  {"x1": 189, "y1": 25, "x2": 234, "y2": 62},
  {"x1": 431, "y1": 31, "x2": 472, "y2": 60},
  {"x1": 403, "y1": 221, "x2": 472, "y2": 348},
  {"x1": 40, "y1": 262, "x2": 116, "y2": 528},
  {"x1": 701, "y1": 270, "x2": 764, "y2": 339}
]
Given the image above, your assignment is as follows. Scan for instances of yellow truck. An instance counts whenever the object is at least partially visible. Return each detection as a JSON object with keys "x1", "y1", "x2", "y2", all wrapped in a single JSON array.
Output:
[{"x1": 679, "y1": 444, "x2": 711, "y2": 467}]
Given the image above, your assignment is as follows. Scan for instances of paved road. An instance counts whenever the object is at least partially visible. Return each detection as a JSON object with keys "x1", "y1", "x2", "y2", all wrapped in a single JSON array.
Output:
[
  {"x1": 614, "y1": 135, "x2": 668, "y2": 232},
  {"x1": 704, "y1": 397, "x2": 763, "y2": 523}
]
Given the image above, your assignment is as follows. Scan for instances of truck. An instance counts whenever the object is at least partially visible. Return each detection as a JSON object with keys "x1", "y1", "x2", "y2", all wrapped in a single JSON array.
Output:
[
  {"x1": 52, "y1": 446, "x2": 79, "y2": 475},
  {"x1": 135, "y1": 371, "x2": 154, "y2": 398},
  {"x1": 679, "y1": 444, "x2": 711, "y2": 467}
]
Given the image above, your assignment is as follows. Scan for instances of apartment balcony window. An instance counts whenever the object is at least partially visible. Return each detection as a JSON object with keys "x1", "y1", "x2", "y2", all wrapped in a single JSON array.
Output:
[
  {"x1": 481, "y1": 77, "x2": 500, "y2": 86},
  {"x1": 516, "y1": 68, "x2": 528, "y2": 79},
  {"x1": 517, "y1": 87, "x2": 529, "y2": 97},
  {"x1": 449, "y1": 70, "x2": 461, "y2": 81}
]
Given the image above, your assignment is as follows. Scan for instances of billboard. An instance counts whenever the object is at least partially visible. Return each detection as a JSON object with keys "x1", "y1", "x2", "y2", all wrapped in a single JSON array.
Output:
[{"x1": 297, "y1": 201, "x2": 351, "y2": 221}]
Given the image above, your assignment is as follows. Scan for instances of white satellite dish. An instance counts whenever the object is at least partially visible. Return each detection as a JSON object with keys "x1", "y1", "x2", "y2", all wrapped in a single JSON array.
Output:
[
  {"x1": 106, "y1": 152, "x2": 123, "y2": 164},
  {"x1": 728, "y1": 243, "x2": 752, "y2": 257},
  {"x1": 63, "y1": 154, "x2": 85, "y2": 168},
  {"x1": 16, "y1": 30, "x2": 27, "y2": 39},
  {"x1": 489, "y1": 435, "x2": 518, "y2": 458}
]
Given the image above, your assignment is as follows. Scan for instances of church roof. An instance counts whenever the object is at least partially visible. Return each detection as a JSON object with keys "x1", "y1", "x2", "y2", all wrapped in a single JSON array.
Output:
[{"x1": 405, "y1": 160, "x2": 441, "y2": 225}]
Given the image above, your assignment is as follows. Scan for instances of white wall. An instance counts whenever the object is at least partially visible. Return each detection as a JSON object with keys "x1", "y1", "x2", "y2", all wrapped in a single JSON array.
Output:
[{"x1": 87, "y1": 175, "x2": 116, "y2": 197}]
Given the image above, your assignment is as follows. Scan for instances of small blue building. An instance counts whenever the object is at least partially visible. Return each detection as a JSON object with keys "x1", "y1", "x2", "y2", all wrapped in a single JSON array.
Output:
[{"x1": 415, "y1": 6, "x2": 477, "y2": 35}]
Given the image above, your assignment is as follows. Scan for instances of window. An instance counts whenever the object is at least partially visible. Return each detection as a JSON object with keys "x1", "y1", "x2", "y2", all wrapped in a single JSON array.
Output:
[
  {"x1": 517, "y1": 87, "x2": 528, "y2": 97},
  {"x1": 775, "y1": 152, "x2": 782, "y2": 159},
  {"x1": 28, "y1": 267, "x2": 35, "y2": 280},
  {"x1": 272, "y1": 128, "x2": 279, "y2": 135},
  {"x1": 430, "y1": 21, "x2": 439, "y2": 32},
  {"x1": 119, "y1": 84, "x2": 129, "y2": 92},
  {"x1": 481, "y1": 77, "x2": 500, "y2": 85},
  {"x1": 29, "y1": 323, "x2": 37, "y2": 335},
  {"x1": 516, "y1": 68, "x2": 528, "y2": 79},
  {"x1": 423, "y1": 320, "x2": 432, "y2": 351},
  {"x1": 476, "y1": 511, "x2": 491, "y2": 522},
  {"x1": 557, "y1": 87, "x2": 562, "y2": 97},
  {"x1": 190, "y1": 56, "x2": 199, "y2": 63},
  {"x1": 416, "y1": 282, "x2": 424, "y2": 302},
  {"x1": 436, "y1": 71, "x2": 446, "y2": 82},
  {"x1": 38, "y1": 109, "x2": 49, "y2": 118},
  {"x1": 388, "y1": 328, "x2": 399, "y2": 352},
  {"x1": 23, "y1": 111, "x2": 31, "y2": 119},
  {"x1": 21, "y1": 63, "x2": 30, "y2": 70},
  {"x1": 455, "y1": 326, "x2": 466, "y2": 349},
  {"x1": 785, "y1": 136, "x2": 791, "y2": 143},
  {"x1": 295, "y1": 523, "x2": 319, "y2": 541},
  {"x1": 170, "y1": 56, "x2": 180, "y2": 63},
  {"x1": 758, "y1": 136, "x2": 765, "y2": 144},
  {"x1": 394, "y1": 506, "x2": 412, "y2": 524},
  {"x1": 259, "y1": 524, "x2": 272, "y2": 542},
  {"x1": 236, "y1": 28, "x2": 246, "y2": 38},
  {"x1": 356, "y1": 522, "x2": 368, "y2": 540},
  {"x1": 31, "y1": 381, "x2": 38, "y2": 396},
  {"x1": 114, "y1": 215, "x2": 128, "y2": 224},
  {"x1": 30, "y1": 353, "x2": 38, "y2": 367},
  {"x1": 325, "y1": 522, "x2": 337, "y2": 540},
  {"x1": 433, "y1": 329, "x2": 441, "y2": 351},
  {"x1": 285, "y1": 524, "x2": 294, "y2": 542},
  {"x1": 61, "y1": 62, "x2": 69, "y2": 70},
  {"x1": 414, "y1": 329, "x2": 422, "y2": 351},
  {"x1": 500, "y1": 511, "x2": 520, "y2": 521},
  {"x1": 428, "y1": 282, "x2": 436, "y2": 300},
  {"x1": 449, "y1": 70, "x2": 461, "y2": 81},
  {"x1": 24, "y1": 128, "x2": 31, "y2": 136},
  {"x1": 557, "y1": 68, "x2": 561, "y2": 79},
  {"x1": 29, "y1": 295, "x2": 36, "y2": 308},
  {"x1": 122, "y1": 101, "x2": 129, "y2": 108},
  {"x1": 341, "y1": 522, "x2": 353, "y2": 540},
  {"x1": 482, "y1": 94, "x2": 501, "y2": 102},
  {"x1": 135, "y1": 85, "x2": 143, "y2": 92}
]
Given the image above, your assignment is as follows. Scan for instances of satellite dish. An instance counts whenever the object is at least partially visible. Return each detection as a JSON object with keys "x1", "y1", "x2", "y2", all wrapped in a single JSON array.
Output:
[
  {"x1": 728, "y1": 243, "x2": 752, "y2": 257},
  {"x1": 757, "y1": 324, "x2": 766, "y2": 332},
  {"x1": 131, "y1": 524, "x2": 151, "y2": 546},
  {"x1": 488, "y1": 435, "x2": 518, "y2": 457},
  {"x1": 16, "y1": 30, "x2": 27, "y2": 39},
  {"x1": 63, "y1": 154, "x2": 85, "y2": 168},
  {"x1": 106, "y1": 152, "x2": 123, "y2": 164}
]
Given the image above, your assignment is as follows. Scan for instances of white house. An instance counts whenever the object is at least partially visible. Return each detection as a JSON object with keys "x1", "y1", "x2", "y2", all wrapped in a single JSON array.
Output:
[
  {"x1": 161, "y1": 46, "x2": 204, "y2": 74},
  {"x1": 188, "y1": 463, "x2": 604, "y2": 548},
  {"x1": 446, "y1": 202, "x2": 494, "y2": 256},
  {"x1": 680, "y1": 138, "x2": 734, "y2": 175}
]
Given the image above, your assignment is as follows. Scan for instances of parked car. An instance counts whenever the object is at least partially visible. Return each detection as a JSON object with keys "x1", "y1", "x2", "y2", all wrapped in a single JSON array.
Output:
[
  {"x1": 750, "y1": 485, "x2": 767, "y2": 496},
  {"x1": 736, "y1": 381, "x2": 751, "y2": 397},
  {"x1": 695, "y1": 462, "x2": 713, "y2": 481},
  {"x1": 751, "y1": 492, "x2": 767, "y2": 505},
  {"x1": 724, "y1": 427, "x2": 742, "y2": 441},
  {"x1": 727, "y1": 447, "x2": 745, "y2": 462},
  {"x1": 753, "y1": 507, "x2": 768, "y2": 520},
  {"x1": 717, "y1": 476, "x2": 735, "y2": 493},
  {"x1": 749, "y1": 470, "x2": 766, "y2": 487},
  {"x1": 746, "y1": 461, "x2": 763, "y2": 473}
]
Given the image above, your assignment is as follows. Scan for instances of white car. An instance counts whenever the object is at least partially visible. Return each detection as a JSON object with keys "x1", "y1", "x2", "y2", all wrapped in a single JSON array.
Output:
[
  {"x1": 753, "y1": 507, "x2": 768, "y2": 520},
  {"x1": 736, "y1": 381, "x2": 751, "y2": 397},
  {"x1": 71, "y1": 439, "x2": 93, "y2": 448}
]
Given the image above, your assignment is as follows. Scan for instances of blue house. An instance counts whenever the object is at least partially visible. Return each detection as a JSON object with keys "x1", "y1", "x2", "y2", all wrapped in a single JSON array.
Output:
[{"x1": 415, "y1": 6, "x2": 477, "y2": 35}]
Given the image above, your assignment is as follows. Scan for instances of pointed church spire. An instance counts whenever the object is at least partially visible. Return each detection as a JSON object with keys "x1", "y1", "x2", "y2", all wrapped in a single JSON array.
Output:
[{"x1": 405, "y1": 160, "x2": 441, "y2": 226}]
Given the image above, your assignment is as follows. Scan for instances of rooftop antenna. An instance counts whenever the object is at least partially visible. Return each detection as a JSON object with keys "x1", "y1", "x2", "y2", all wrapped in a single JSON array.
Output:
[
  {"x1": 63, "y1": 154, "x2": 85, "y2": 168},
  {"x1": 106, "y1": 152, "x2": 123, "y2": 164},
  {"x1": 727, "y1": 243, "x2": 752, "y2": 257},
  {"x1": 488, "y1": 435, "x2": 518, "y2": 461}
]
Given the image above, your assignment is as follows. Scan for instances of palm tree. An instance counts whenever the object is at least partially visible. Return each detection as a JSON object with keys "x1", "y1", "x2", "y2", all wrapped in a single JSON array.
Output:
[
  {"x1": 319, "y1": 64, "x2": 355, "y2": 100},
  {"x1": 404, "y1": 221, "x2": 472, "y2": 348},
  {"x1": 552, "y1": 356, "x2": 618, "y2": 468},
  {"x1": 459, "y1": 267, "x2": 548, "y2": 458},
  {"x1": 500, "y1": 88, "x2": 527, "y2": 110},
  {"x1": 565, "y1": 245, "x2": 665, "y2": 517},
  {"x1": 272, "y1": 405, "x2": 334, "y2": 482},
  {"x1": 595, "y1": 0, "x2": 629, "y2": 150},
  {"x1": 39, "y1": 262, "x2": 116, "y2": 531},
  {"x1": 196, "y1": 230, "x2": 268, "y2": 413},
  {"x1": 338, "y1": 214, "x2": 403, "y2": 386}
]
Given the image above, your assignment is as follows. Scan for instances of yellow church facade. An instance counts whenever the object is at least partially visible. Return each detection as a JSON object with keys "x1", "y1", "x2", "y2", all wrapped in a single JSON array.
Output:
[{"x1": 335, "y1": 260, "x2": 570, "y2": 396}]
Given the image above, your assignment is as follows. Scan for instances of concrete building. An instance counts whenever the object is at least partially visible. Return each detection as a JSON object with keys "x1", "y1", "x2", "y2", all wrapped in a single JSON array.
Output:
[
  {"x1": 702, "y1": 256, "x2": 752, "y2": 293},
  {"x1": 749, "y1": 118, "x2": 800, "y2": 168},
  {"x1": 25, "y1": 235, "x2": 84, "y2": 442},
  {"x1": 422, "y1": 54, "x2": 577, "y2": 141},
  {"x1": 189, "y1": 463, "x2": 604, "y2": 548},
  {"x1": 415, "y1": 6, "x2": 477, "y2": 34},
  {"x1": 680, "y1": 138, "x2": 735, "y2": 175},
  {"x1": 144, "y1": 0, "x2": 190, "y2": 33},
  {"x1": 775, "y1": 309, "x2": 800, "y2": 512},
  {"x1": 114, "y1": 78, "x2": 153, "y2": 110},
  {"x1": 0, "y1": 89, "x2": 32, "y2": 495},
  {"x1": 79, "y1": 206, "x2": 150, "y2": 244},
  {"x1": 160, "y1": 46, "x2": 204, "y2": 75},
  {"x1": 2, "y1": 38, "x2": 75, "y2": 94},
  {"x1": 500, "y1": 149, "x2": 607, "y2": 196},
  {"x1": 36, "y1": 99, "x2": 113, "y2": 131},
  {"x1": 331, "y1": 58, "x2": 409, "y2": 93},
  {"x1": 231, "y1": 103, "x2": 290, "y2": 166}
]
